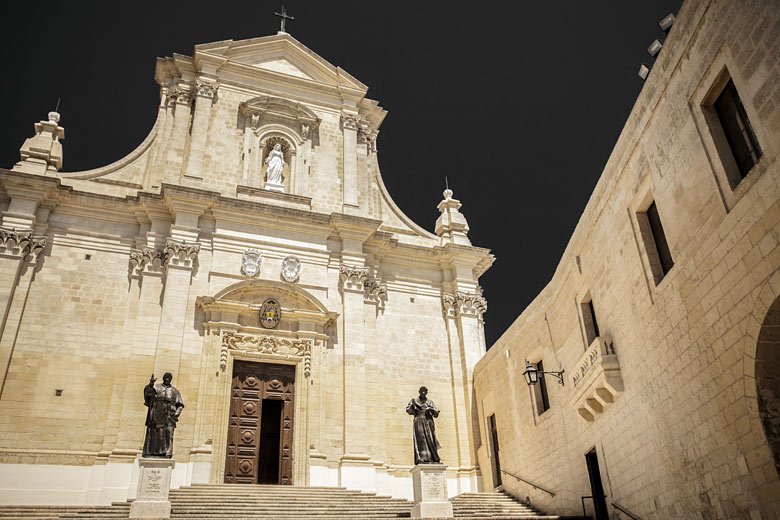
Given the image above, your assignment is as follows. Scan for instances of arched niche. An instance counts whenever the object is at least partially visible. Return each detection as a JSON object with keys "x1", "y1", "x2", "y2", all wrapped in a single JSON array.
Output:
[{"x1": 238, "y1": 96, "x2": 320, "y2": 196}]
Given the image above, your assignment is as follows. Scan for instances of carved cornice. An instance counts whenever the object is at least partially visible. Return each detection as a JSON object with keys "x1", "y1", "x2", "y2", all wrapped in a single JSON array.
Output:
[
  {"x1": 163, "y1": 239, "x2": 200, "y2": 268},
  {"x1": 221, "y1": 332, "x2": 312, "y2": 377},
  {"x1": 194, "y1": 79, "x2": 219, "y2": 99},
  {"x1": 339, "y1": 264, "x2": 369, "y2": 291},
  {"x1": 442, "y1": 291, "x2": 487, "y2": 318},
  {"x1": 340, "y1": 113, "x2": 359, "y2": 131},
  {"x1": 0, "y1": 228, "x2": 46, "y2": 261}
]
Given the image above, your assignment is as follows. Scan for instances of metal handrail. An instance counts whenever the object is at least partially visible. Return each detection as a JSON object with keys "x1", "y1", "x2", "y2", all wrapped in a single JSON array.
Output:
[
  {"x1": 612, "y1": 501, "x2": 642, "y2": 520},
  {"x1": 499, "y1": 470, "x2": 555, "y2": 497}
]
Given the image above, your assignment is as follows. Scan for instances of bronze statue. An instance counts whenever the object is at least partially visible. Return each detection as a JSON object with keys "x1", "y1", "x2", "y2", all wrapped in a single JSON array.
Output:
[
  {"x1": 406, "y1": 386, "x2": 441, "y2": 464},
  {"x1": 142, "y1": 372, "x2": 184, "y2": 458}
]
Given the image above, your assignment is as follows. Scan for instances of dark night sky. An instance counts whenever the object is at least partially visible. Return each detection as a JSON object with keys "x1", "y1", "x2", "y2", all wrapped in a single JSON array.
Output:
[{"x1": 0, "y1": 1, "x2": 682, "y2": 347}]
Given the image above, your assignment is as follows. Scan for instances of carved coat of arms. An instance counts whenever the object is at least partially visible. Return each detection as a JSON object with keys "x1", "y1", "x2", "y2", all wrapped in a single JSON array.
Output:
[
  {"x1": 241, "y1": 249, "x2": 262, "y2": 277},
  {"x1": 281, "y1": 255, "x2": 301, "y2": 283},
  {"x1": 260, "y1": 298, "x2": 281, "y2": 329}
]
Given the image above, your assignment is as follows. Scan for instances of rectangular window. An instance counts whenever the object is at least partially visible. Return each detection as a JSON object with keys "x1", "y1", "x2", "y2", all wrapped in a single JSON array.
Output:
[
  {"x1": 636, "y1": 200, "x2": 674, "y2": 285},
  {"x1": 714, "y1": 79, "x2": 762, "y2": 181},
  {"x1": 533, "y1": 360, "x2": 550, "y2": 415},
  {"x1": 580, "y1": 297, "x2": 600, "y2": 347},
  {"x1": 646, "y1": 202, "x2": 674, "y2": 275}
]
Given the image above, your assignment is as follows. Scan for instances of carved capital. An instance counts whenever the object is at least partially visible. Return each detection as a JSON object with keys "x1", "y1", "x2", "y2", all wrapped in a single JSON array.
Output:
[
  {"x1": 194, "y1": 79, "x2": 219, "y2": 99},
  {"x1": 222, "y1": 332, "x2": 312, "y2": 377},
  {"x1": 357, "y1": 118, "x2": 378, "y2": 152},
  {"x1": 163, "y1": 239, "x2": 200, "y2": 268},
  {"x1": 339, "y1": 264, "x2": 369, "y2": 291},
  {"x1": 169, "y1": 85, "x2": 193, "y2": 105},
  {"x1": 340, "y1": 113, "x2": 359, "y2": 131},
  {"x1": 442, "y1": 291, "x2": 487, "y2": 317},
  {"x1": 0, "y1": 228, "x2": 46, "y2": 261},
  {"x1": 364, "y1": 279, "x2": 387, "y2": 306},
  {"x1": 129, "y1": 246, "x2": 166, "y2": 275}
]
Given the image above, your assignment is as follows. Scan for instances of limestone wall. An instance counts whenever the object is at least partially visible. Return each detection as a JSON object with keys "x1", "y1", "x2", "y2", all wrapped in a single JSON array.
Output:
[{"x1": 473, "y1": 1, "x2": 780, "y2": 518}]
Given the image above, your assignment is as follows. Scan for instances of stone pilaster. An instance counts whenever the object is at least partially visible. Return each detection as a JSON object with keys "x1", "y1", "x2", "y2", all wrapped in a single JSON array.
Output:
[
  {"x1": 183, "y1": 80, "x2": 218, "y2": 181},
  {"x1": 153, "y1": 239, "x2": 200, "y2": 376},
  {"x1": 113, "y1": 246, "x2": 167, "y2": 454},
  {"x1": 442, "y1": 291, "x2": 486, "y2": 465},
  {"x1": 148, "y1": 85, "x2": 177, "y2": 187},
  {"x1": 340, "y1": 113, "x2": 359, "y2": 211},
  {"x1": 164, "y1": 85, "x2": 193, "y2": 183},
  {"x1": 0, "y1": 230, "x2": 46, "y2": 398}
]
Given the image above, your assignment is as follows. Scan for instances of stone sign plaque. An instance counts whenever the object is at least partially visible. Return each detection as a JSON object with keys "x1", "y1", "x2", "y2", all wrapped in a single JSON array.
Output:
[
  {"x1": 130, "y1": 457, "x2": 175, "y2": 519},
  {"x1": 423, "y1": 471, "x2": 444, "y2": 500},
  {"x1": 410, "y1": 463, "x2": 453, "y2": 519},
  {"x1": 140, "y1": 468, "x2": 165, "y2": 499}
]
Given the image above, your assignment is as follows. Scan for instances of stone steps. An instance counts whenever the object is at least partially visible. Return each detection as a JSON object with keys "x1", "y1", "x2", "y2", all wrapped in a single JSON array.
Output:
[{"x1": 0, "y1": 484, "x2": 588, "y2": 519}]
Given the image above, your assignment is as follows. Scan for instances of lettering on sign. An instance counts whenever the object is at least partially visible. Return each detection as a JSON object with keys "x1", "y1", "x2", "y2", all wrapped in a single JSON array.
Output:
[
  {"x1": 424, "y1": 472, "x2": 443, "y2": 498},
  {"x1": 142, "y1": 469, "x2": 164, "y2": 498}
]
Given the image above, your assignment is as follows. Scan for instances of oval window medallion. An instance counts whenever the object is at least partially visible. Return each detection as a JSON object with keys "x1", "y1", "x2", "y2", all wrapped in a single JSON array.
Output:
[
  {"x1": 281, "y1": 255, "x2": 301, "y2": 283},
  {"x1": 260, "y1": 298, "x2": 281, "y2": 329}
]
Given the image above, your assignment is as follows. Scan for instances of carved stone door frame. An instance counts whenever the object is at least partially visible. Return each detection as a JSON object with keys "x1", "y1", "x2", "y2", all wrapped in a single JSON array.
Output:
[{"x1": 213, "y1": 331, "x2": 312, "y2": 486}]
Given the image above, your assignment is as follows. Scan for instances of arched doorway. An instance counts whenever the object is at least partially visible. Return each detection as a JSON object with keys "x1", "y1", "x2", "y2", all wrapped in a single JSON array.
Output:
[{"x1": 756, "y1": 293, "x2": 780, "y2": 479}]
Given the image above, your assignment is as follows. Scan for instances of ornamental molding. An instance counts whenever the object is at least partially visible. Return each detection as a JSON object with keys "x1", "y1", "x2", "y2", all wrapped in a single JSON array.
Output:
[
  {"x1": 221, "y1": 331, "x2": 312, "y2": 377},
  {"x1": 0, "y1": 228, "x2": 46, "y2": 261},
  {"x1": 339, "y1": 264, "x2": 369, "y2": 291},
  {"x1": 442, "y1": 291, "x2": 487, "y2": 317},
  {"x1": 194, "y1": 79, "x2": 219, "y2": 99},
  {"x1": 163, "y1": 239, "x2": 200, "y2": 268}
]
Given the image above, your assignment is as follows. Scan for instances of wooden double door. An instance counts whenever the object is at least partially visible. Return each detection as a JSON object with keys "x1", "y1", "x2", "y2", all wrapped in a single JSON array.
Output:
[{"x1": 224, "y1": 360, "x2": 295, "y2": 485}]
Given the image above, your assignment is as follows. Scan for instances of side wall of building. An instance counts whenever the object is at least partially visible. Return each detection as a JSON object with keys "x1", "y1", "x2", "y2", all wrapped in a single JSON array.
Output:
[{"x1": 474, "y1": 1, "x2": 780, "y2": 518}]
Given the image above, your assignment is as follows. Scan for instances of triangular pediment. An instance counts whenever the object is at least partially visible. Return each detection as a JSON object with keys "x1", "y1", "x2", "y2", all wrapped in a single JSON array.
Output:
[{"x1": 195, "y1": 33, "x2": 367, "y2": 91}]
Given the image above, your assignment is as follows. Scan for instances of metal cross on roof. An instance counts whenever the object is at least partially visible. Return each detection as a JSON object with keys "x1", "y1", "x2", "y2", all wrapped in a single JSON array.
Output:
[{"x1": 274, "y1": 5, "x2": 295, "y2": 33}]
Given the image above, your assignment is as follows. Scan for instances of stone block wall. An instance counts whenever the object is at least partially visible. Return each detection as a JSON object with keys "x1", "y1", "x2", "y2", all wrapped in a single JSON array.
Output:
[{"x1": 473, "y1": 1, "x2": 780, "y2": 518}]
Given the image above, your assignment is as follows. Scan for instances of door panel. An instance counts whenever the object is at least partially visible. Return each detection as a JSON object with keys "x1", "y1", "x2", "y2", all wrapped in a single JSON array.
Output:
[{"x1": 225, "y1": 360, "x2": 295, "y2": 484}]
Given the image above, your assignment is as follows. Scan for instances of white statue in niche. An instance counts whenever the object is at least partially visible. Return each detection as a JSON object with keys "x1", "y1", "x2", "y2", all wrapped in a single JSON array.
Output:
[{"x1": 264, "y1": 143, "x2": 286, "y2": 192}]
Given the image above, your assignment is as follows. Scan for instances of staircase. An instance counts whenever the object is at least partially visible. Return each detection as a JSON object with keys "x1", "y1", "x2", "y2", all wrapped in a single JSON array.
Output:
[{"x1": 0, "y1": 485, "x2": 588, "y2": 519}]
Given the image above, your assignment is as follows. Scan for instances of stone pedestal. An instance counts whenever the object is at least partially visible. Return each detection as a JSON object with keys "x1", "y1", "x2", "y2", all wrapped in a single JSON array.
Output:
[
  {"x1": 411, "y1": 464, "x2": 453, "y2": 519},
  {"x1": 264, "y1": 181, "x2": 285, "y2": 192},
  {"x1": 129, "y1": 458, "x2": 174, "y2": 519}
]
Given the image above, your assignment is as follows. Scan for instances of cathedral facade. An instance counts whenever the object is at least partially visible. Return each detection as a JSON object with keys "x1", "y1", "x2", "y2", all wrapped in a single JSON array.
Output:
[
  {"x1": 472, "y1": 1, "x2": 780, "y2": 518},
  {"x1": 0, "y1": 34, "x2": 492, "y2": 504}
]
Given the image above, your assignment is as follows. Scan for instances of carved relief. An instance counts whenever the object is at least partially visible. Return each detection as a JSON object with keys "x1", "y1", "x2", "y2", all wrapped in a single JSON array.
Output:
[
  {"x1": 221, "y1": 332, "x2": 312, "y2": 377},
  {"x1": 239, "y1": 95, "x2": 320, "y2": 139},
  {"x1": 357, "y1": 118, "x2": 378, "y2": 153},
  {"x1": 128, "y1": 246, "x2": 166, "y2": 275},
  {"x1": 163, "y1": 239, "x2": 200, "y2": 268},
  {"x1": 364, "y1": 279, "x2": 387, "y2": 307},
  {"x1": 0, "y1": 228, "x2": 46, "y2": 261},
  {"x1": 339, "y1": 265, "x2": 369, "y2": 291}
]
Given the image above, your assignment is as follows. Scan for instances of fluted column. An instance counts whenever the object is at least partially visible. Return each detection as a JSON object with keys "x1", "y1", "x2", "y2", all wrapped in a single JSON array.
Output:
[{"x1": 183, "y1": 80, "x2": 218, "y2": 181}]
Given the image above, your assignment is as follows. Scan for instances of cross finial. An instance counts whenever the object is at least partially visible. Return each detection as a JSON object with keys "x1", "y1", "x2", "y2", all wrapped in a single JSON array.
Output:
[{"x1": 274, "y1": 5, "x2": 295, "y2": 33}]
